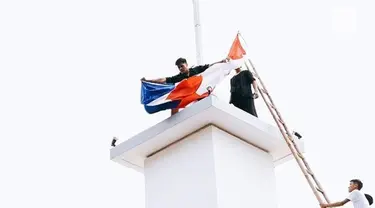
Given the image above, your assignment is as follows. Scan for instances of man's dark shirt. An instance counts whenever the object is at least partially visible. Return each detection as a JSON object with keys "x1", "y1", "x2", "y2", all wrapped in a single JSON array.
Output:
[
  {"x1": 165, "y1": 64, "x2": 210, "y2": 84},
  {"x1": 230, "y1": 70, "x2": 255, "y2": 97}
]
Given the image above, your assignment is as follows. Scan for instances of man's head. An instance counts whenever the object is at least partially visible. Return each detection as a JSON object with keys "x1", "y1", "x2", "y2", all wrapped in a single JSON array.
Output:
[
  {"x1": 348, "y1": 179, "x2": 363, "y2": 192},
  {"x1": 175, "y1": 58, "x2": 189, "y2": 73}
]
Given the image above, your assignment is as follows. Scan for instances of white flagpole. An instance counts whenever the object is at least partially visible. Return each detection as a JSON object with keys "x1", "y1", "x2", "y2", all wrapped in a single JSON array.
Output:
[{"x1": 192, "y1": 0, "x2": 203, "y2": 65}]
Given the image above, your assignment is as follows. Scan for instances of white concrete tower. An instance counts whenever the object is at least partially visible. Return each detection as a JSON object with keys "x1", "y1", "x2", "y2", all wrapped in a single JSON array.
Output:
[{"x1": 110, "y1": 96, "x2": 304, "y2": 208}]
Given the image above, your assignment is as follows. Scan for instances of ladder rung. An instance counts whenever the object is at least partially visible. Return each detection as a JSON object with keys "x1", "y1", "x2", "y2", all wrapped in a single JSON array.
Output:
[
  {"x1": 306, "y1": 168, "x2": 314, "y2": 176},
  {"x1": 266, "y1": 102, "x2": 276, "y2": 109},
  {"x1": 297, "y1": 152, "x2": 304, "y2": 159},
  {"x1": 316, "y1": 187, "x2": 324, "y2": 194},
  {"x1": 287, "y1": 134, "x2": 294, "y2": 141},
  {"x1": 278, "y1": 118, "x2": 284, "y2": 124}
]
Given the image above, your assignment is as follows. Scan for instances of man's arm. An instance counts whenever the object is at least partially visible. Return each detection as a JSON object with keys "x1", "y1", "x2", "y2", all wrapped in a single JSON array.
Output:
[
  {"x1": 252, "y1": 79, "x2": 259, "y2": 99},
  {"x1": 252, "y1": 79, "x2": 258, "y2": 93},
  {"x1": 194, "y1": 58, "x2": 229, "y2": 74},
  {"x1": 209, "y1": 58, "x2": 228, "y2": 67},
  {"x1": 320, "y1": 199, "x2": 350, "y2": 208},
  {"x1": 244, "y1": 70, "x2": 259, "y2": 99},
  {"x1": 252, "y1": 81, "x2": 258, "y2": 92},
  {"x1": 141, "y1": 77, "x2": 166, "y2": 84}
]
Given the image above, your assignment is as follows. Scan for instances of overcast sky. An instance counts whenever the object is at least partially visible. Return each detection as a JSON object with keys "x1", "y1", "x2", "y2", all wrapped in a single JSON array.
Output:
[{"x1": 1, "y1": 0, "x2": 374, "y2": 208}]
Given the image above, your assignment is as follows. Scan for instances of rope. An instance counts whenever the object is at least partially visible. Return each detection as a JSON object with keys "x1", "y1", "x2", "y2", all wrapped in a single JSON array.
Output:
[
  {"x1": 237, "y1": 31, "x2": 250, "y2": 52},
  {"x1": 236, "y1": 31, "x2": 255, "y2": 73}
]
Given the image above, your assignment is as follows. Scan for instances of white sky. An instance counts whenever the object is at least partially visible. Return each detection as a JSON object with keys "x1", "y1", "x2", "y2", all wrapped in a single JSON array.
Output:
[{"x1": 1, "y1": 0, "x2": 374, "y2": 208}]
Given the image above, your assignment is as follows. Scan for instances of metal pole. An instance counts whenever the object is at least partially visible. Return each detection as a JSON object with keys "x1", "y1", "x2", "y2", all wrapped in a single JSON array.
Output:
[{"x1": 192, "y1": 0, "x2": 203, "y2": 65}]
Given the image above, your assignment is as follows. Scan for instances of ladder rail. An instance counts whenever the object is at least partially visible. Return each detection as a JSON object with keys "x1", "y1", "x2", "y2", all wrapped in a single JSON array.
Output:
[
  {"x1": 244, "y1": 62, "x2": 327, "y2": 204},
  {"x1": 237, "y1": 31, "x2": 331, "y2": 205},
  {"x1": 246, "y1": 59, "x2": 331, "y2": 203}
]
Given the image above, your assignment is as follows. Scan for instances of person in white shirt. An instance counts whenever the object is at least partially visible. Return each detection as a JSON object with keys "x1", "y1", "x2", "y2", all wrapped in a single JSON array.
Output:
[{"x1": 320, "y1": 179, "x2": 372, "y2": 208}]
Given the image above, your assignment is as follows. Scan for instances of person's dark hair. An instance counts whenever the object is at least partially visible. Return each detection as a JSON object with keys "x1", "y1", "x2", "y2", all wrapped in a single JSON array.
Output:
[
  {"x1": 350, "y1": 179, "x2": 363, "y2": 190},
  {"x1": 365, "y1": 194, "x2": 373, "y2": 205},
  {"x1": 175, "y1": 58, "x2": 187, "y2": 66}
]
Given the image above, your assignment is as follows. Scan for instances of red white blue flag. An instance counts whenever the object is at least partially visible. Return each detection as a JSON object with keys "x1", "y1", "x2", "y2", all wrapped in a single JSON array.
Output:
[{"x1": 141, "y1": 34, "x2": 246, "y2": 114}]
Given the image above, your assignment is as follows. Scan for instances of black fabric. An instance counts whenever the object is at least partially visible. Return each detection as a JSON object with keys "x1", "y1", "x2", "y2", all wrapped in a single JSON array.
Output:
[
  {"x1": 229, "y1": 70, "x2": 257, "y2": 117},
  {"x1": 365, "y1": 194, "x2": 373, "y2": 205},
  {"x1": 230, "y1": 93, "x2": 258, "y2": 117},
  {"x1": 165, "y1": 64, "x2": 209, "y2": 84},
  {"x1": 230, "y1": 70, "x2": 255, "y2": 97}
]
